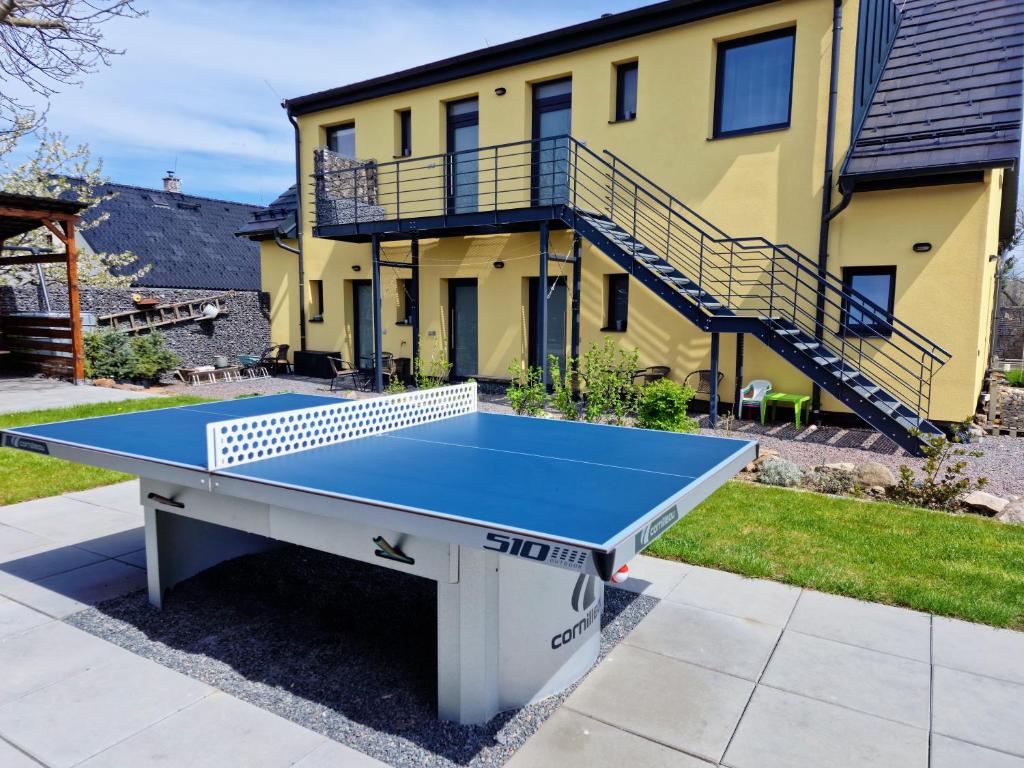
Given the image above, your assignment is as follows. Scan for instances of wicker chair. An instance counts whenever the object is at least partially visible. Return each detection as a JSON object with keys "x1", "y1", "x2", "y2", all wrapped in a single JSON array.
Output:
[
  {"x1": 683, "y1": 369, "x2": 725, "y2": 396},
  {"x1": 632, "y1": 366, "x2": 671, "y2": 386},
  {"x1": 327, "y1": 356, "x2": 361, "y2": 391}
]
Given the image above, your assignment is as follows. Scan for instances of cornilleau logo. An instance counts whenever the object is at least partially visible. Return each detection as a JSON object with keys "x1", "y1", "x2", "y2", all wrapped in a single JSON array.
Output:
[
  {"x1": 552, "y1": 574, "x2": 601, "y2": 650},
  {"x1": 634, "y1": 505, "x2": 680, "y2": 550},
  {"x1": 3, "y1": 435, "x2": 48, "y2": 455}
]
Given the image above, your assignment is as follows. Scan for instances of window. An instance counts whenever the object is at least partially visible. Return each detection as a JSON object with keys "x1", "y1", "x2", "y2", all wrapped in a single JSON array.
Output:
[
  {"x1": 604, "y1": 274, "x2": 629, "y2": 331},
  {"x1": 325, "y1": 123, "x2": 355, "y2": 157},
  {"x1": 395, "y1": 278, "x2": 413, "y2": 324},
  {"x1": 714, "y1": 28, "x2": 795, "y2": 137},
  {"x1": 614, "y1": 61, "x2": 638, "y2": 121},
  {"x1": 841, "y1": 267, "x2": 896, "y2": 336},
  {"x1": 397, "y1": 109, "x2": 412, "y2": 157},
  {"x1": 310, "y1": 279, "x2": 324, "y2": 321}
]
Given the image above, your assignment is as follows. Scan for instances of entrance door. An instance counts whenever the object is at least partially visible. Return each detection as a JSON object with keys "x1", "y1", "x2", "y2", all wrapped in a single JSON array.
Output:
[
  {"x1": 529, "y1": 276, "x2": 568, "y2": 378},
  {"x1": 448, "y1": 279, "x2": 478, "y2": 378},
  {"x1": 447, "y1": 98, "x2": 479, "y2": 214},
  {"x1": 532, "y1": 79, "x2": 571, "y2": 206},
  {"x1": 351, "y1": 280, "x2": 374, "y2": 369}
]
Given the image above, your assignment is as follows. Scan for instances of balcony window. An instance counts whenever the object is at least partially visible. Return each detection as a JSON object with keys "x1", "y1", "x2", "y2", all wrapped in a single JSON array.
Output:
[
  {"x1": 841, "y1": 267, "x2": 896, "y2": 337},
  {"x1": 603, "y1": 274, "x2": 629, "y2": 332},
  {"x1": 714, "y1": 29, "x2": 795, "y2": 137},
  {"x1": 397, "y1": 109, "x2": 412, "y2": 157},
  {"x1": 309, "y1": 279, "x2": 325, "y2": 322},
  {"x1": 325, "y1": 123, "x2": 355, "y2": 157},
  {"x1": 614, "y1": 61, "x2": 638, "y2": 121}
]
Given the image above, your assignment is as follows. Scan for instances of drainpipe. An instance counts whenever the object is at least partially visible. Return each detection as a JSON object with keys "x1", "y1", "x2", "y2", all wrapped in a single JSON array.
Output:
[
  {"x1": 287, "y1": 107, "x2": 308, "y2": 352},
  {"x1": 811, "y1": 0, "x2": 851, "y2": 420}
]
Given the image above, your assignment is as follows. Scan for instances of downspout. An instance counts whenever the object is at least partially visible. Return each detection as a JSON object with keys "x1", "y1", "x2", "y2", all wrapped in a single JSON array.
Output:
[
  {"x1": 811, "y1": 0, "x2": 852, "y2": 420},
  {"x1": 286, "y1": 107, "x2": 308, "y2": 352}
]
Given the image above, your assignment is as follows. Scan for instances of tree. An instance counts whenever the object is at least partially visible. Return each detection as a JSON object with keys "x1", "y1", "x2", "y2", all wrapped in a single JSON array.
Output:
[
  {"x1": 0, "y1": 129, "x2": 145, "y2": 287},
  {"x1": 0, "y1": 0, "x2": 143, "y2": 134}
]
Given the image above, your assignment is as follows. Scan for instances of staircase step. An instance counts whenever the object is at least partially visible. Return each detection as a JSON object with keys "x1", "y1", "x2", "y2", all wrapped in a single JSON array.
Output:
[
  {"x1": 813, "y1": 355, "x2": 840, "y2": 365},
  {"x1": 895, "y1": 414, "x2": 923, "y2": 431},
  {"x1": 852, "y1": 384, "x2": 880, "y2": 397},
  {"x1": 773, "y1": 327, "x2": 801, "y2": 336},
  {"x1": 652, "y1": 264, "x2": 676, "y2": 274},
  {"x1": 793, "y1": 342, "x2": 820, "y2": 350}
]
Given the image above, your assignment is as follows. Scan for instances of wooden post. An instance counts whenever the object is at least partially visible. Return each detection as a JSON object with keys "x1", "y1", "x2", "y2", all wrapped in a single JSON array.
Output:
[{"x1": 61, "y1": 219, "x2": 84, "y2": 383}]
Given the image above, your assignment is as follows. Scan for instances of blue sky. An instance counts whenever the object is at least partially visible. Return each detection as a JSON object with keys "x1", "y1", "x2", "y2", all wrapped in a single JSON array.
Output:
[{"x1": 14, "y1": 0, "x2": 645, "y2": 205}]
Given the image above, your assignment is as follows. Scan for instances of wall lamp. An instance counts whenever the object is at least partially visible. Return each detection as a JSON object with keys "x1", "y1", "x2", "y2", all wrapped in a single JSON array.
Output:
[
  {"x1": 494, "y1": 87, "x2": 507, "y2": 96},
  {"x1": 912, "y1": 242, "x2": 932, "y2": 253},
  {"x1": 352, "y1": 265, "x2": 362, "y2": 272},
  {"x1": 493, "y1": 260, "x2": 505, "y2": 269}
]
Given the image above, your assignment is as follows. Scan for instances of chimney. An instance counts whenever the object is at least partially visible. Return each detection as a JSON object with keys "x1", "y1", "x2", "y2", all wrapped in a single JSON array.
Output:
[{"x1": 162, "y1": 171, "x2": 181, "y2": 193}]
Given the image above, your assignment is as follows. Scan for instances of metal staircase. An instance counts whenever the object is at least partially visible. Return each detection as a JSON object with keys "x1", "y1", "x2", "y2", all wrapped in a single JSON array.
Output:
[{"x1": 312, "y1": 135, "x2": 951, "y2": 454}]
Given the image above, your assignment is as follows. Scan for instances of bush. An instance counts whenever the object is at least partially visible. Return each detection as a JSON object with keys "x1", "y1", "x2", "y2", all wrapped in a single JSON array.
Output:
[
  {"x1": 581, "y1": 338, "x2": 639, "y2": 425},
  {"x1": 549, "y1": 354, "x2": 579, "y2": 421},
  {"x1": 129, "y1": 333, "x2": 179, "y2": 380},
  {"x1": 757, "y1": 457, "x2": 803, "y2": 488},
  {"x1": 636, "y1": 378, "x2": 697, "y2": 433},
  {"x1": 83, "y1": 329, "x2": 133, "y2": 380},
  {"x1": 805, "y1": 467, "x2": 855, "y2": 496},
  {"x1": 1005, "y1": 369, "x2": 1024, "y2": 387},
  {"x1": 384, "y1": 377, "x2": 406, "y2": 395},
  {"x1": 887, "y1": 421, "x2": 988, "y2": 510},
  {"x1": 506, "y1": 359, "x2": 546, "y2": 416},
  {"x1": 414, "y1": 340, "x2": 452, "y2": 389}
]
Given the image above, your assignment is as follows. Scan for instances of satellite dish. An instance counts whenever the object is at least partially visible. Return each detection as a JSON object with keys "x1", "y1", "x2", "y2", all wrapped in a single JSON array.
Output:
[{"x1": 201, "y1": 303, "x2": 219, "y2": 319}]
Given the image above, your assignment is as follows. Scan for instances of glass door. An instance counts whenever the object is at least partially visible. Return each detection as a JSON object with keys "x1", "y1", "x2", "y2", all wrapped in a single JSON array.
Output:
[
  {"x1": 352, "y1": 280, "x2": 374, "y2": 369},
  {"x1": 448, "y1": 279, "x2": 478, "y2": 378},
  {"x1": 447, "y1": 98, "x2": 479, "y2": 214},
  {"x1": 528, "y1": 276, "x2": 568, "y2": 378},
  {"x1": 532, "y1": 79, "x2": 571, "y2": 206}
]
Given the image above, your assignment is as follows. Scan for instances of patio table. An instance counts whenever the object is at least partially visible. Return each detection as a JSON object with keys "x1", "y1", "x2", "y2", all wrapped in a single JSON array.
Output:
[{"x1": 761, "y1": 391, "x2": 811, "y2": 429}]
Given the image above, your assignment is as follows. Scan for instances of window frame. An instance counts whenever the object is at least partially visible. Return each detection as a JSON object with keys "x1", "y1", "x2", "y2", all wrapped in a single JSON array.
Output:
[
  {"x1": 614, "y1": 61, "x2": 639, "y2": 122},
  {"x1": 397, "y1": 109, "x2": 412, "y2": 157},
  {"x1": 603, "y1": 273, "x2": 630, "y2": 332},
  {"x1": 840, "y1": 266, "x2": 896, "y2": 338},
  {"x1": 309, "y1": 279, "x2": 325, "y2": 322},
  {"x1": 325, "y1": 122, "x2": 356, "y2": 157},
  {"x1": 713, "y1": 27, "x2": 796, "y2": 139}
]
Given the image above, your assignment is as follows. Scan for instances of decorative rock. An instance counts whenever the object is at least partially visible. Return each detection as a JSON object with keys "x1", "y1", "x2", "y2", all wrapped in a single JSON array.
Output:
[
  {"x1": 751, "y1": 449, "x2": 780, "y2": 468},
  {"x1": 855, "y1": 461, "x2": 896, "y2": 489},
  {"x1": 963, "y1": 491, "x2": 1009, "y2": 516},
  {"x1": 92, "y1": 378, "x2": 116, "y2": 388},
  {"x1": 821, "y1": 462, "x2": 856, "y2": 473},
  {"x1": 995, "y1": 502, "x2": 1024, "y2": 524}
]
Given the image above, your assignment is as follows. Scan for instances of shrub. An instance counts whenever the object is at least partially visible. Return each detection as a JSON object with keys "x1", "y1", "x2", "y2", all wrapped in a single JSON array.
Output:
[
  {"x1": 384, "y1": 377, "x2": 406, "y2": 395},
  {"x1": 805, "y1": 467, "x2": 855, "y2": 496},
  {"x1": 887, "y1": 421, "x2": 988, "y2": 510},
  {"x1": 414, "y1": 340, "x2": 452, "y2": 389},
  {"x1": 636, "y1": 378, "x2": 698, "y2": 433},
  {"x1": 1005, "y1": 369, "x2": 1024, "y2": 387},
  {"x1": 506, "y1": 359, "x2": 546, "y2": 416},
  {"x1": 580, "y1": 338, "x2": 639, "y2": 425},
  {"x1": 83, "y1": 329, "x2": 133, "y2": 380},
  {"x1": 129, "y1": 333, "x2": 179, "y2": 380},
  {"x1": 549, "y1": 354, "x2": 579, "y2": 421},
  {"x1": 756, "y1": 457, "x2": 803, "y2": 488}
]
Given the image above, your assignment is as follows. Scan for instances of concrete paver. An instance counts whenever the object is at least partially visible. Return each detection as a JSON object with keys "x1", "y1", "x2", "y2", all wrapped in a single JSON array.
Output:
[
  {"x1": 624, "y1": 600, "x2": 780, "y2": 681},
  {"x1": 722, "y1": 686, "x2": 928, "y2": 768},
  {"x1": 614, "y1": 554, "x2": 691, "y2": 600},
  {"x1": 932, "y1": 666, "x2": 1024, "y2": 757},
  {"x1": 930, "y1": 735, "x2": 1024, "y2": 768},
  {"x1": 760, "y1": 630, "x2": 931, "y2": 728},
  {"x1": 0, "y1": 544, "x2": 106, "y2": 583},
  {"x1": 665, "y1": 566, "x2": 799, "y2": 626},
  {"x1": 0, "y1": 499, "x2": 138, "y2": 545},
  {"x1": 64, "y1": 481, "x2": 142, "y2": 518},
  {"x1": 0, "y1": 598, "x2": 51, "y2": 641},
  {"x1": 933, "y1": 616, "x2": 1024, "y2": 686},
  {"x1": 292, "y1": 740, "x2": 391, "y2": 768},
  {"x1": 0, "y1": 738, "x2": 44, "y2": 768},
  {"x1": 0, "y1": 378, "x2": 153, "y2": 415},
  {"x1": 0, "y1": 559, "x2": 145, "y2": 619},
  {"x1": 566, "y1": 643, "x2": 753, "y2": 763},
  {"x1": 788, "y1": 589, "x2": 931, "y2": 662},
  {"x1": 0, "y1": 525, "x2": 58, "y2": 562},
  {"x1": 74, "y1": 528, "x2": 145, "y2": 559}
]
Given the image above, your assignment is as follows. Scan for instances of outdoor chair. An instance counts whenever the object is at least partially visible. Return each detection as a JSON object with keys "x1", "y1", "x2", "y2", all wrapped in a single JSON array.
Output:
[
  {"x1": 684, "y1": 369, "x2": 725, "y2": 397},
  {"x1": 738, "y1": 379, "x2": 773, "y2": 420},
  {"x1": 258, "y1": 344, "x2": 291, "y2": 375},
  {"x1": 327, "y1": 356, "x2": 361, "y2": 392},
  {"x1": 632, "y1": 366, "x2": 671, "y2": 386}
]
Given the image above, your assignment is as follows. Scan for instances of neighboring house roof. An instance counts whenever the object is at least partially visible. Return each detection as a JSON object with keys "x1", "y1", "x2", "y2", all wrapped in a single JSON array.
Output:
[
  {"x1": 235, "y1": 185, "x2": 297, "y2": 240},
  {"x1": 284, "y1": 0, "x2": 776, "y2": 115},
  {"x1": 77, "y1": 182, "x2": 262, "y2": 291},
  {"x1": 842, "y1": 0, "x2": 1024, "y2": 187}
]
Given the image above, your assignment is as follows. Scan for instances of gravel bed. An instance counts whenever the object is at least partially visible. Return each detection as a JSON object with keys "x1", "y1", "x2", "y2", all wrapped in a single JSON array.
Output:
[{"x1": 67, "y1": 547, "x2": 656, "y2": 768}]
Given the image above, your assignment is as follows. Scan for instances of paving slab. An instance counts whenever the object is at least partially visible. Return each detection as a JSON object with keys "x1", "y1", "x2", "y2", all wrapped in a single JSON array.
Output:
[
  {"x1": 74, "y1": 528, "x2": 145, "y2": 559},
  {"x1": 566, "y1": 643, "x2": 753, "y2": 763},
  {"x1": 0, "y1": 652, "x2": 211, "y2": 768},
  {"x1": 614, "y1": 554, "x2": 691, "y2": 600},
  {"x1": 0, "y1": 622, "x2": 123, "y2": 705},
  {"x1": 722, "y1": 686, "x2": 928, "y2": 768},
  {"x1": 788, "y1": 589, "x2": 931, "y2": 662},
  {"x1": 933, "y1": 666, "x2": 1024, "y2": 757},
  {"x1": 0, "y1": 738, "x2": 43, "y2": 768},
  {"x1": 113, "y1": 548, "x2": 146, "y2": 569},
  {"x1": 665, "y1": 566, "x2": 799, "y2": 626},
  {"x1": 931, "y1": 735, "x2": 1024, "y2": 768},
  {"x1": 0, "y1": 544, "x2": 106, "y2": 583},
  {"x1": 292, "y1": 740, "x2": 391, "y2": 768},
  {"x1": 65, "y1": 481, "x2": 142, "y2": 518},
  {"x1": 0, "y1": 525, "x2": 58, "y2": 563},
  {"x1": 761, "y1": 630, "x2": 930, "y2": 728},
  {"x1": 508, "y1": 708, "x2": 711, "y2": 768},
  {"x1": 0, "y1": 559, "x2": 145, "y2": 619},
  {"x1": 0, "y1": 499, "x2": 138, "y2": 545},
  {"x1": 0, "y1": 598, "x2": 51, "y2": 641},
  {"x1": 625, "y1": 600, "x2": 780, "y2": 680},
  {"x1": 933, "y1": 616, "x2": 1024, "y2": 686},
  {"x1": 77, "y1": 692, "x2": 326, "y2": 768},
  {"x1": 0, "y1": 378, "x2": 153, "y2": 415}
]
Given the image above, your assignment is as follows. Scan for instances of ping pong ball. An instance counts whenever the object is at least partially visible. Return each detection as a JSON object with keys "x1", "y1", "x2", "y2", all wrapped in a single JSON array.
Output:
[{"x1": 611, "y1": 565, "x2": 630, "y2": 584}]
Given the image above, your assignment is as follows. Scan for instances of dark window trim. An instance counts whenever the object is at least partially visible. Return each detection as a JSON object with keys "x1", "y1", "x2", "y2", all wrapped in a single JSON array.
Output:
[
  {"x1": 531, "y1": 78, "x2": 572, "y2": 207},
  {"x1": 310, "y1": 279, "x2": 325, "y2": 320},
  {"x1": 712, "y1": 27, "x2": 796, "y2": 139},
  {"x1": 840, "y1": 266, "x2": 896, "y2": 338},
  {"x1": 324, "y1": 122, "x2": 356, "y2": 156},
  {"x1": 398, "y1": 109, "x2": 412, "y2": 157},
  {"x1": 446, "y1": 97, "x2": 480, "y2": 214},
  {"x1": 603, "y1": 273, "x2": 629, "y2": 332},
  {"x1": 614, "y1": 60, "x2": 639, "y2": 122}
]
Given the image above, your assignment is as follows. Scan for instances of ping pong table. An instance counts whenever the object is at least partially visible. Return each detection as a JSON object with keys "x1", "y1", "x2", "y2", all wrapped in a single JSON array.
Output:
[{"x1": 1, "y1": 383, "x2": 756, "y2": 724}]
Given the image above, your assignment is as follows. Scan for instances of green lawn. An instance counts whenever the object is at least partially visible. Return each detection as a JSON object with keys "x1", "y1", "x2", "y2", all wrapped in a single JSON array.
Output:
[
  {"x1": 648, "y1": 481, "x2": 1024, "y2": 628},
  {"x1": 0, "y1": 396, "x2": 211, "y2": 506}
]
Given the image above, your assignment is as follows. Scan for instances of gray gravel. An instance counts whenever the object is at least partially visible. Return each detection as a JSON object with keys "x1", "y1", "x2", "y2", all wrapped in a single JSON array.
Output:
[{"x1": 67, "y1": 547, "x2": 656, "y2": 768}]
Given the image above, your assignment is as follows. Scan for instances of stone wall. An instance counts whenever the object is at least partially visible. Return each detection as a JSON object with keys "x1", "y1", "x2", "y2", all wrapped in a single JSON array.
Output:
[
  {"x1": 994, "y1": 305, "x2": 1024, "y2": 361},
  {"x1": 1, "y1": 285, "x2": 270, "y2": 369}
]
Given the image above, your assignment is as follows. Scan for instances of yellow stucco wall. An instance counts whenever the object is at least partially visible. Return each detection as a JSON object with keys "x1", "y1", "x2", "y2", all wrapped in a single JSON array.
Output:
[
  {"x1": 259, "y1": 240, "x2": 300, "y2": 358},
  {"x1": 268, "y1": 0, "x2": 1003, "y2": 423}
]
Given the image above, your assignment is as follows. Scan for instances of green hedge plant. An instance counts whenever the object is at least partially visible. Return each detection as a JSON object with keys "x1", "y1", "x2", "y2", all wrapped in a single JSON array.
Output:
[
  {"x1": 506, "y1": 359, "x2": 546, "y2": 416},
  {"x1": 636, "y1": 378, "x2": 697, "y2": 433},
  {"x1": 83, "y1": 329, "x2": 178, "y2": 382}
]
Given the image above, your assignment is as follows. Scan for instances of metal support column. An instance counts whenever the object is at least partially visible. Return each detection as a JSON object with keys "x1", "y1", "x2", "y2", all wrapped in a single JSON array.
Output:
[
  {"x1": 570, "y1": 234, "x2": 582, "y2": 366},
  {"x1": 538, "y1": 222, "x2": 550, "y2": 388},
  {"x1": 411, "y1": 238, "x2": 420, "y2": 380},
  {"x1": 371, "y1": 235, "x2": 384, "y2": 393},
  {"x1": 733, "y1": 333, "x2": 745, "y2": 418},
  {"x1": 709, "y1": 332, "x2": 720, "y2": 428}
]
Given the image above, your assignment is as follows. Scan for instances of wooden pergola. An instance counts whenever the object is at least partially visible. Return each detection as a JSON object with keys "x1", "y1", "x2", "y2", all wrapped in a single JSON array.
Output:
[{"x1": 0, "y1": 192, "x2": 89, "y2": 382}]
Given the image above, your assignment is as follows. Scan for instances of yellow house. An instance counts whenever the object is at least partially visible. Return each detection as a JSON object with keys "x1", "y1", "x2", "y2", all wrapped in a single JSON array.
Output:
[{"x1": 239, "y1": 0, "x2": 1023, "y2": 455}]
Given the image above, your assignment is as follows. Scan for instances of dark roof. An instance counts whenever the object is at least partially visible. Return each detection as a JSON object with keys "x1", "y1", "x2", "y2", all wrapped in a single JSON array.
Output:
[
  {"x1": 235, "y1": 185, "x2": 297, "y2": 240},
  {"x1": 76, "y1": 182, "x2": 262, "y2": 291},
  {"x1": 0, "y1": 191, "x2": 87, "y2": 240},
  {"x1": 842, "y1": 0, "x2": 1024, "y2": 186},
  {"x1": 285, "y1": 0, "x2": 775, "y2": 115}
]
